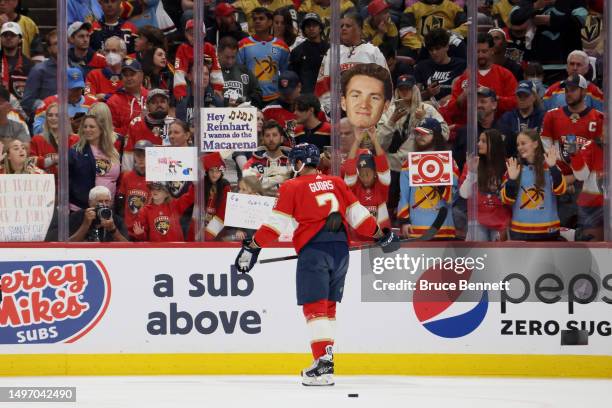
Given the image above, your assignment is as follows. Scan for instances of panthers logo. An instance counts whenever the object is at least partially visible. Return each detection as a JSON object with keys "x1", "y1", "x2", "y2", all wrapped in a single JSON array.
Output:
[
  {"x1": 128, "y1": 194, "x2": 145, "y2": 214},
  {"x1": 96, "y1": 158, "x2": 111, "y2": 176},
  {"x1": 420, "y1": 15, "x2": 444, "y2": 37},
  {"x1": 413, "y1": 187, "x2": 441, "y2": 209},
  {"x1": 168, "y1": 181, "x2": 186, "y2": 198},
  {"x1": 154, "y1": 215, "x2": 170, "y2": 235},
  {"x1": 519, "y1": 186, "x2": 544, "y2": 210}
]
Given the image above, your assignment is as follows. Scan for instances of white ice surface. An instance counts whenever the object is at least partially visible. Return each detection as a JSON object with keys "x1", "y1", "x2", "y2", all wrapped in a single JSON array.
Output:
[{"x1": 0, "y1": 375, "x2": 608, "y2": 408}]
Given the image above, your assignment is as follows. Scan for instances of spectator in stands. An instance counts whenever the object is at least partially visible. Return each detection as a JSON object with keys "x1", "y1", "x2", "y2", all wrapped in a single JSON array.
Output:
[
  {"x1": 134, "y1": 24, "x2": 166, "y2": 61},
  {"x1": 243, "y1": 119, "x2": 292, "y2": 196},
  {"x1": 397, "y1": 118, "x2": 458, "y2": 239},
  {"x1": 90, "y1": 0, "x2": 139, "y2": 54},
  {"x1": 445, "y1": 33, "x2": 517, "y2": 128},
  {"x1": 362, "y1": 0, "x2": 399, "y2": 50},
  {"x1": 343, "y1": 130, "x2": 391, "y2": 234},
  {"x1": 501, "y1": 129, "x2": 566, "y2": 241},
  {"x1": 316, "y1": 9, "x2": 388, "y2": 115},
  {"x1": 298, "y1": 0, "x2": 354, "y2": 35},
  {"x1": 123, "y1": 88, "x2": 173, "y2": 170},
  {"x1": 492, "y1": 0, "x2": 520, "y2": 28},
  {"x1": 273, "y1": 7, "x2": 298, "y2": 48},
  {"x1": 175, "y1": 63, "x2": 224, "y2": 126},
  {"x1": 509, "y1": 0, "x2": 587, "y2": 83},
  {"x1": 86, "y1": 36, "x2": 126, "y2": 101},
  {"x1": 459, "y1": 129, "x2": 510, "y2": 241},
  {"x1": 497, "y1": 80, "x2": 546, "y2": 158},
  {"x1": 0, "y1": 0, "x2": 39, "y2": 58},
  {"x1": 129, "y1": 0, "x2": 176, "y2": 36},
  {"x1": 294, "y1": 93, "x2": 331, "y2": 151},
  {"x1": 68, "y1": 185, "x2": 128, "y2": 242},
  {"x1": 0, "y1": 138, "x2": 43, "y2": 174},
  {"x1": 0, "y1": 22, "x2": 32, "y2": 102},
  {"x1": 202, "y1": 152, "x2": 232, "y2": 240},
  {"x1": 0, "y1": 85, "x2": 29, "y2": 145},
  {"x1": 379, "y1": 42, "x2": 414, "y2": 89},
  {"x1": 22, "y1": 29, "x2": 57, "y2": 119},
  {"x1": 218, "y1": 36, "x2": 263, "y2": 109},
  {"x1": 289, "y1": 13, "x2": 328, "y2": 94},
  {"x1": 167, "y1": 119, "x2": 193, "y2": 201},
  {"x1": 132, "y1": 181, "x2": 194, "y2": 242},
  {"x1": 262, "y1": 71, "x2": 301, "y2": 141},
  {"x1": 142, "y1": 46, "x2": 174, "y2": 92},
  {"x1": 116, "y1": 139, "x2": 152, "y2": 240},
  {"x1": 339, "y1": 117, "x2": 354, "y2": 157},
  {"x1": 524, "y1": 62, "x2": 547, "y2": 98},
  {"x1": 69, "y1": 104, "x2": 121, "y2": 211},
  {"x1": 29, "y1": 102, "x2": 80, "y2": 176},
  {"x1": 67, "y1": 21, "x2": 106, "y2": 77},
  {"x1": 33, "y1": 67, "x2": 97, "y2": 135},
  {"x1": 542, "y1": 50, "x2": 604, "y2": 112},
  {"x1": 399, "y1": 0, "x2": 468, "y2": 58},
  {"x1": 174, "y1": 19, "x2": 224, "y2": 101},
  {"x1": 107, "y1": 58, "x2": 147, "y2": 136},
  {"x1": 414, "y1": 28, "x2": 466, "y2": 104},
  {"x1": 235, "y1": 0, "x2": 295, "y2": 34},
  {"x1": 237, "y1": 7, "x2": 290, "y2": 105},
  {"x1": 68, "y1": 0, "x2": 103, "y2": 25},
  {"x1": 206, "y1": 2, "x2": 249, "y2": 46},
  {"x1": 488, "y1": 28, "x2": 523, "y2": 81}
]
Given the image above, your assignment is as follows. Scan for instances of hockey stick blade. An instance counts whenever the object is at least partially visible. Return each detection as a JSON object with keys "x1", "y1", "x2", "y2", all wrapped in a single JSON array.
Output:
[{"x1": 259, "y1": 207, "x2": 448, "y2": 264}]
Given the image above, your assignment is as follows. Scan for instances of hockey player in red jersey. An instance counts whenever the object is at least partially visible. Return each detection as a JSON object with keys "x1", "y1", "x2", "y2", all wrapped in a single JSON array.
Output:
[{"x1": 234, "y1": 143, "x2": 399, "y2": 386}]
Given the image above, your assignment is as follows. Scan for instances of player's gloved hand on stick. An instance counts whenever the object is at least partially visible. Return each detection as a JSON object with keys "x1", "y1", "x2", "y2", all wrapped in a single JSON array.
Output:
[
  {"x1": 376, "y1": 228, "x2": 400, "y2": 253},
  {"x1": 234, "y1": 238, "x2": 261, "y2": 273}
]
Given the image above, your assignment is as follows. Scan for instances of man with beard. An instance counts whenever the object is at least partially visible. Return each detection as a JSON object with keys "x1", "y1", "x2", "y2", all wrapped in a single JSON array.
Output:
[
  {"x1": 289, "y1": 13, "x2": 329, "y2": 94},
  {"x1": 107, "y1": 58, "x2": 148, "y2": 136},
  {"x1": 86, "y1": 36, "x2": 126, "y2": 101},
  {"x1": 0, "y1": 22, "x2": 32, "y2": 102},
  {"x1": 90, "y1": 0, "x2": 139, "y2": 54},
  {"x1": 397, "y1": 118, "x2": 458, "y2": 239},
  {"x1": 122, "y1": 88, "x2": 174, "y2": 171},
  {"x1": 243, "y1": 119, "x2": 292, "y2": 196},
  {"x1": 217, "y1": 36, "x2": 263, "y2": 108},
  {"x1": 67, "y1": 21, "x2": 106, "y2": 77},
  {"x1": 444, "y1": 32, "x2": 517, "y2": 128},
  {"x1": 206, "y1": 2, "x2": 249, "y2": 46}
]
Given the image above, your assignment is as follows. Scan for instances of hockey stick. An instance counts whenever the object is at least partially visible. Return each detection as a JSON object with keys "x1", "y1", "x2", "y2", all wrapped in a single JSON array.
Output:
[{"x1": 259, "y1": 206, "x2": 448, "y2": 264}]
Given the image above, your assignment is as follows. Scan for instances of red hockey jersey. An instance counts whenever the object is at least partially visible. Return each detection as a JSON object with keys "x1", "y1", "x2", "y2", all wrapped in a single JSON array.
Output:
[
  {"x1": 205, "y1": 183, "x2": 232, "y2": 240},
  {"x1": 541, "y1": 106, "x2": 604, "y2": 174},
  {"x1": 173, "y1": 42, "x2": 224, "y2": 99},
  {"x1": 85, "y1": 68, "x2": 123, "y2": 98},
  {"x1": 29, "y1": 133, "x2": 79, "y2": 175},
  {"x1": 117, "y1": 170, "x2": 150, "y2": 237},
  {"x1": 106, "y1": 87, "x2": 148, "y2": 136},
  {"x1": 253, "y1": 173, "x2": 379, "y2": 253}
]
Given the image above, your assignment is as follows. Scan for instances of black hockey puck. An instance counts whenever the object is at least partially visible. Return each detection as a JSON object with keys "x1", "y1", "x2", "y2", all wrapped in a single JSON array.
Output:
[{"x1": 348, "y1": 393, "x2": 359, "y2": 398}]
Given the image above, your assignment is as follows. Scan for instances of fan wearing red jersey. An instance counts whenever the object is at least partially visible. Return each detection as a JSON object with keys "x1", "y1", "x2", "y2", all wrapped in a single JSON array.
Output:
[{"x1": 234, "y1": 143, "x2": 399, "y2": 387}]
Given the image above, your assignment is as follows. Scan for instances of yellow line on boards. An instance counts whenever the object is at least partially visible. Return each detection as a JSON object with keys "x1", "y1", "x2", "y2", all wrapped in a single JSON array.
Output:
[{"x1": 0, "y1": 354, "x2": 610, "y2": 378}]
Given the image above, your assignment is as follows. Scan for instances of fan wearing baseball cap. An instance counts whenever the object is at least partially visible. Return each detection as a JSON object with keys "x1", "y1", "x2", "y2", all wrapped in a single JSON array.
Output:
[
  {"x1": 0, "y1": 0, "x2": 37, "y2": 58},
  {"x1": 67, "y1": 21, "x2": 106, "y2": 77},
  {"x1": 362, "y1": 0, "x2": 399, "y2": 50},
  {"x1": 106, "y1": 58, "x2": 149, "y2": 136},
  {"x1": 397, "y1": 118, "x2": 458, "y2": 239},
  {"x1": 206, "y1": 2, "x2": 249, "y2": 45},
  {"x1": 0, "y1": 22, "x2": 32, "y2": 102}
]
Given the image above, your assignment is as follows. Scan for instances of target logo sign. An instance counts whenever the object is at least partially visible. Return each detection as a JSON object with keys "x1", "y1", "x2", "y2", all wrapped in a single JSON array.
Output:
[{"x1": 408, "y1": 151, "x2": 453, "y2": 186}]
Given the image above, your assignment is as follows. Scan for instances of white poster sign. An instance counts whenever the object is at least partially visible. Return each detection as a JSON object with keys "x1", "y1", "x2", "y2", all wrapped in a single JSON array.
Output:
[
  {"x1": 0, "y1": 174, "x2": 54, "y2": 241},
  {"x1": 224, "y1": 192, "x2": 277, "y2": 230},
  {"x1": 145, "y1": 147, "x2": 197, "y2": 181},
  {"x1": 201, "y1": 107, "x2": 258, "y2": 152}
]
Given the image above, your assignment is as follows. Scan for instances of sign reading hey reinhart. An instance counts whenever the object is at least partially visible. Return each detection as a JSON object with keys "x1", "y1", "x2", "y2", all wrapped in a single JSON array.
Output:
[{"x1": 201, "y1": 107, "x2": 258, "y2": 152}]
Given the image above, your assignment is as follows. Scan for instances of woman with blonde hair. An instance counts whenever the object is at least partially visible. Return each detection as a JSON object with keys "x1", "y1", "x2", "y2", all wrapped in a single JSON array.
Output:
[
  {"x1": 29, "y1": 102, "x2": 79, "y2": 175},
  {"x1": 69, "y1": 103, "x2": 121, "y2": 211},
  {"x1": 0, "y1": 138, "x2": 45, "y2": 174}
]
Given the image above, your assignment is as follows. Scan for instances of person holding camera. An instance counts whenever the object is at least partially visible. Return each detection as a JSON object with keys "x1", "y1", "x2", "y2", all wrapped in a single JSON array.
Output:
[{"x1": 69, "y1": 186, "x2": 128, "y2": 242}]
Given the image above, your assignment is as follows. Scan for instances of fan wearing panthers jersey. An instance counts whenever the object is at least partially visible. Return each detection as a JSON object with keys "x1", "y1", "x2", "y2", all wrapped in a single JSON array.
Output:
[
  {"x1": 234, "y1": 143, "x2": 399, "y2": 387},
  {"x1": 89, "y1": 0, "x2": 138, "y2": 54}
]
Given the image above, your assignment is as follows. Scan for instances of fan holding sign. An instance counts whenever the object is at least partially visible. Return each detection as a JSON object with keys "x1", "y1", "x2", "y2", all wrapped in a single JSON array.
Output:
[{"x1": 397, "y1": 118, "x2": 458, "y2": 239}]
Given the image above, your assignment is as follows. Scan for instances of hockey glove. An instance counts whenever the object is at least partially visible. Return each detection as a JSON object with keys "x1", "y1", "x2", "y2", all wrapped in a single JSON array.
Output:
[
  {"x1": 376, "y1": 228, "x2": 401, "y2": 253},
  {"x1": 234, "y1": 239, "x2": 261, "y2": 273}
]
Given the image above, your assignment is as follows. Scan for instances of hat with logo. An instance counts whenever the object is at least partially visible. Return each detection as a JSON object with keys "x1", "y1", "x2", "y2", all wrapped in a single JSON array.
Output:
[
  {"x1": 397, "y1": 74, "x2": 416, "y2": 89},
  {"x1": 368, "y1": 0, "x2": 390, "y2": 16},
  {"x1": 1, "y1": 22, "x2": 22, "y2": 36},
  {"x1": 415, "y1": 117, "x2": 442, "y2": 136},
  {"x1": 301, "y1": 12, "x2": 324, "y2": 31},
  {"x1": 357, "y1": 152, "x2": 376, "y2": 170},
  {"x1": 515, "y1": 80, "x2": 537, "y2": 96},
  {"x1": 67, "y1": 67, "x2": 85, "y2": 89},
  {"x1": 278, "y1": 71, "x2": 301, "y2": 95},
  {"x1": 67, "y1": 21, "x2": 91, "y2": 38},
  {"x1": 562, "y1": 74, "x2": 588, "y2": 89},
  {"x1": 121, "y1": 58, "x2": 142, "y2": 73}
]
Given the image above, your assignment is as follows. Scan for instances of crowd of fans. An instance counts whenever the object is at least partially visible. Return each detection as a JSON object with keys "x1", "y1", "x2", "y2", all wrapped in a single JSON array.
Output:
[{"x1": 0, "y1": 0, "x2": 606, "y2": 243}]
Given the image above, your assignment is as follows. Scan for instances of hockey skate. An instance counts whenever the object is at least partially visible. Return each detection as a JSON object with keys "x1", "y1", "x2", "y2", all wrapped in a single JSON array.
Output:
[{"x1": 301, "y1": 347, "x2": 334, "y2": 386}]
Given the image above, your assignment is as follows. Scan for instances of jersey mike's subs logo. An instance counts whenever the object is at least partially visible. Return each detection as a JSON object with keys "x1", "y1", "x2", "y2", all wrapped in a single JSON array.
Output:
[{"x1": 0, "y1": 261, "x2": 111, "y2": 344}]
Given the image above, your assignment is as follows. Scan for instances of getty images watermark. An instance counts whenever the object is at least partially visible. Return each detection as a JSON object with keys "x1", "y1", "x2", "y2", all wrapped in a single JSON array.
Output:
[{"x1": 361, "y1": 246, "x2": 610, "y2": 304}]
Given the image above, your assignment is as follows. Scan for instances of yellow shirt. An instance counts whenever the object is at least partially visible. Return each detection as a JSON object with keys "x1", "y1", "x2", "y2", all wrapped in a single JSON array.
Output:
[
  {"x1": 235, "y1": 0, "x2": 295, "y2": 33},
  {"x1": 17, "y1": 15, "x2": 39, "y2": 58},
  {"x1": 492, "y1": 0, "x2": 514, "y2": 28},
  {"x1": 362, "y1": 18, "x2": 399, "y2": 48}
]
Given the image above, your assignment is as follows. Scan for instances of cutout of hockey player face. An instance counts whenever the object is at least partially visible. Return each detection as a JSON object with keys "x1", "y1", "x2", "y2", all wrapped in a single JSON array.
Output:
[{"x1": 341, "y1": 75, "x2": 390, "y2": 132}]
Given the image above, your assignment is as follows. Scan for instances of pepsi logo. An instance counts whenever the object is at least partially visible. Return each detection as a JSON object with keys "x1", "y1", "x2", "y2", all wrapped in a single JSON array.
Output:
[
  {"x1": 0, "y1": 261, "x2": 111, "y2": 344},
  {"x1": 413, "y1": 264, "x2": 488, "y2": 338}
]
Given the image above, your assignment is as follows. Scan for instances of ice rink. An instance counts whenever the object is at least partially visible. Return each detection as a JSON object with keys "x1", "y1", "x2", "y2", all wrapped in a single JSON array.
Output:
[{"x1": 0, "y1": 375, "x2": 608, "y2": 407}]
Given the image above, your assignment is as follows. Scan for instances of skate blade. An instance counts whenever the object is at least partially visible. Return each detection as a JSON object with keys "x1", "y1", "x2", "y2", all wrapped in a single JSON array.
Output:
[{"x1": 302, "y1": 374, "x2": 335, "y2": 387}]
